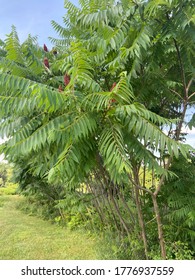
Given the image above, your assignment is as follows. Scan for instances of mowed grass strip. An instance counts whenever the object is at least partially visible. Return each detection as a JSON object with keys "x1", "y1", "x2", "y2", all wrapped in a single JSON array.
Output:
[{"x1": 0, "y1": 195, "x2": 100, "y2": 260}]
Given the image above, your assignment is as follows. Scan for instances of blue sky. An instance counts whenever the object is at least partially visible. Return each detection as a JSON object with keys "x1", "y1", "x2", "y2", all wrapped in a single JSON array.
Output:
[
  {"x1": 0, "y1": 0, "x2": 78, "y2": 47},
  {"x1": 183, "y1": 108, "x2": 195, "y2": 148}
]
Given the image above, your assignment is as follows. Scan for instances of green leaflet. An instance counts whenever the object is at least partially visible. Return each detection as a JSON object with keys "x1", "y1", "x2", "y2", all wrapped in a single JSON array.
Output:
[
  {"x1": 0, "y1": 73, "x2": 67, "y2": 113},
  {"x1": 99, "y1": 125, "x2": 131, "y2": 182}
]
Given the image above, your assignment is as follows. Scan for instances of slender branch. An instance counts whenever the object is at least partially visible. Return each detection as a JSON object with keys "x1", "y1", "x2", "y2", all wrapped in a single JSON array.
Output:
[
  {"x1": 189, "y1": 92, "x2": 195, "y2": 100},
  {"x1": 169, "y1": 88, "x2": 182, "y2": 99},
  {"x1": 152, "y1": 195, "x2": 166, "y2": 259},
  {"x1": 109, "y1": 188, "x2": 130, "y2": 236},
  {"x1": 186, "y1": 77, "x2": 194, "y2": 93},
  {"x1": 145, "y1": 216, "x2": 157, "y2": 225},
  {"x1": 118, "y1": 192, "x2": 136, "y2": 225},
  {"x1": 128, "y1": 173, "x2": 153, "y2": 195}
]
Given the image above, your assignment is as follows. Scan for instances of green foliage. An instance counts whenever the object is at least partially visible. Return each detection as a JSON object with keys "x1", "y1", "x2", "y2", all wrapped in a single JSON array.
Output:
[
  {"x1": 149, "y1": 240, "x2": 194, "y2": 260},
  {"x1": 141, "y1": 153, "x2": 195, "y2": 259},
  {"x1": 166, "y1": 241, "x2": 194, "y2": 260},
  {"x1": 162, "y1": 154, "x2": 195, "y2": 253},
  {"x1": 0, "y1": 162, "x2": 18, "y2": 194},
  {"x1": 0, "y1": 183, "x2": 18, "y2": 196},
  {"x1": 54, "y1": 190, "x2": 93, "y2": 228},
  {"x1": 0, "y1": 0, "x2": 195, "y2": 260}
]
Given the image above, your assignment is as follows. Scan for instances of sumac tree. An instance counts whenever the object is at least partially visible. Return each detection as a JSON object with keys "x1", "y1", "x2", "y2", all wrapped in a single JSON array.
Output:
[{"x1": 0, "y1": 0, "x2": 195, "y2": 259}]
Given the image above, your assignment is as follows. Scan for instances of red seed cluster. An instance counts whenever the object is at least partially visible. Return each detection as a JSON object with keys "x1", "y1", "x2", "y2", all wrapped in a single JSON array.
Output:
[
  {"x1": 64, "y1": 73, "x2": 70, "y2": 86},
  {"x1": 43, "y1": 44, "x2": 48, "y2": 52},
  {"x1": 43, "y1": 57, "x2": 50, "y2": 68}
]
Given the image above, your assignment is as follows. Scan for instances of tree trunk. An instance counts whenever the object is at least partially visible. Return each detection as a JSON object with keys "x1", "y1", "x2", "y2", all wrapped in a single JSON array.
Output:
[
  {"x1": 90, "y1": 172, "x2": 120, "y2": 233},
  {"x1": 109, "y1": 188, "x2": 131, "y2": 237},
  {"x1": 152, "y1": 194, "x2": 166, "y2": 259},
  {"x1": 134, "y1": 185, "x2": 149, "y2": 259},
  {"x1": 132, "y1": 168, "x2": 149, "y2": 259}
]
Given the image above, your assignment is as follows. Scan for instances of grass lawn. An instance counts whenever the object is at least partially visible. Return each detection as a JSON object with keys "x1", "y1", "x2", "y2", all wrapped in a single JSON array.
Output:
[{"x1": 0, "y1": 195, "x2": 102, "y2": 260}]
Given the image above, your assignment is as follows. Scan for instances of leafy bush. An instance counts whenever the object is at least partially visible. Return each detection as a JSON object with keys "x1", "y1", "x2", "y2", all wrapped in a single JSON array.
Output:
[
  {"x1": 0, "y1": 183, "x2": 18, "y2": 196},
  {"x1": 161, "y1": 154, "x2": 195, "y2": 256}
]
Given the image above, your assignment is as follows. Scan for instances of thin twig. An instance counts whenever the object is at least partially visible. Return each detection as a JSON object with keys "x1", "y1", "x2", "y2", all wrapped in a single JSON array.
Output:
[
  {"x1": 186, "y1": 77, "x2": 194, "y2": 93},
  {"x1": 189, "y1": 92, "x2": 195, "y2": 100},
  {"x1": 169, "y1": 88, "x2": 182, "y2": 99},
  {"x1": 128, "y1": 173, "x2": 153, "y2": 195}
]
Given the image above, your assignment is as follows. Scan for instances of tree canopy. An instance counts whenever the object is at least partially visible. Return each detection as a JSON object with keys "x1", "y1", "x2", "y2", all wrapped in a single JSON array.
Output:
[{"x1": 0, "y1": 0, "x2": 195, "y2": 260}]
